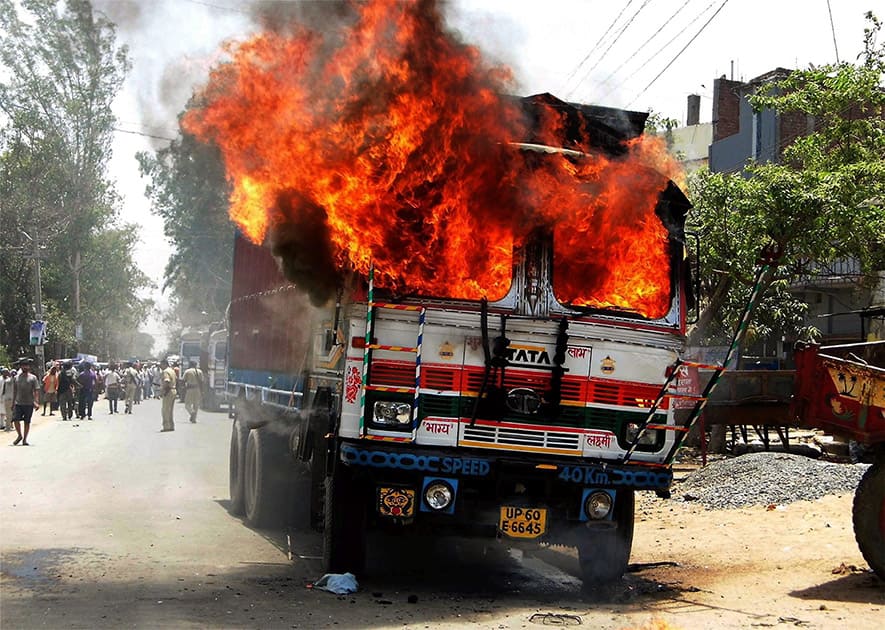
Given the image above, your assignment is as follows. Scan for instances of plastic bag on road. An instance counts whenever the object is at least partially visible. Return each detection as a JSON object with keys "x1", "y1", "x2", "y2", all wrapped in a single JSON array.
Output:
[{"x1": 312, "y1": 572, "x2": 359, "y2": 594}]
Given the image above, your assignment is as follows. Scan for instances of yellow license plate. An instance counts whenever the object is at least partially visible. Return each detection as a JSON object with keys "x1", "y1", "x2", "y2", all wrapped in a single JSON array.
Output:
[
  {"x1": 498, "y1": 506, "x2": 547, "y2": 539},
  {"x1": 378, "y1": 487, "x2": 416, "y2": 518}
]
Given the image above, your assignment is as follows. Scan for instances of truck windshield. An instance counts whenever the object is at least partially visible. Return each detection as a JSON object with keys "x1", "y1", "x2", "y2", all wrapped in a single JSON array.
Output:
[
  {"x1": 551, "y1": 216, "x2": 673, "y2": 320},
  {"x1": 181, "y1": 342, "x2": 202, "y2": 357},
  {"x1": 373, "y1": 248, "x2": 514, "y2": 302}
]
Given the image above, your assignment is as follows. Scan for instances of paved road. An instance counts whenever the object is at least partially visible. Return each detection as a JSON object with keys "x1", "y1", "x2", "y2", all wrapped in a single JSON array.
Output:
[
  {"x1": 8, "y1": 396, "x2": 876, "y2": 629},
  {"x1": 0, "y1": 395, "x2": 593, "y2": 629}
]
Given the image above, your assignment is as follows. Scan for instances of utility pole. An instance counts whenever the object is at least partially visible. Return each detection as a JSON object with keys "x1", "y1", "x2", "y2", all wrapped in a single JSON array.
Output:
[{"x1": 21, "y1": 230, "x2": 45, "y2": 379}]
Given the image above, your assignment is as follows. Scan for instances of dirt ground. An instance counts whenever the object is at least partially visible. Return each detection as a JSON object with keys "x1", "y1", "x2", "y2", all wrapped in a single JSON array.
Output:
[{"x1": 1, "y1": 403, "x2": 882, "y2": 629}]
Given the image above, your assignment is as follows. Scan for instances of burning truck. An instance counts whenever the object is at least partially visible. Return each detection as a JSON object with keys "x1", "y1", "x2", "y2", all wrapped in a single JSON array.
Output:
[{"x1": 185, "y1": 0, "x2": 702, "y2": 585}]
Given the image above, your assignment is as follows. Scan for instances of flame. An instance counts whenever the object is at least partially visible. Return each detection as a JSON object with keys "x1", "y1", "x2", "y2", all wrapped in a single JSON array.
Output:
[{"x1": 184, "y1": 0, "x2": 683, "y2": 317}]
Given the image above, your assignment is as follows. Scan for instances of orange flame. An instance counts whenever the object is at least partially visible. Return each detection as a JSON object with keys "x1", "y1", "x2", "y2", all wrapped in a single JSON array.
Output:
[{"x1": 184, "y1": 0, "x2": 683, "y2": 317}]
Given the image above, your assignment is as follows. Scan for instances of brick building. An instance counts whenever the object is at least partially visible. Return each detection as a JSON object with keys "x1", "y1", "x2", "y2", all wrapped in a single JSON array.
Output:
[{"x1": 709, "y1": 68, "x2": 815, "y2": 172}]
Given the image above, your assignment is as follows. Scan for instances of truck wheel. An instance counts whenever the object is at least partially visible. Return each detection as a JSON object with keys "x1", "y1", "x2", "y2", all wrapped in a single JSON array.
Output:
[
  {"x1": 286, "y1": 418, "x2": 316, "y2": 531},
  {"x1": 244, "y1": 426, "x2": 292, "y2": 529},
  {"x1": 308, "y1": 418, "x2": 329, "y2": 530},
  {"x1": 577, "y1": 489, "x2": 635, "y2": 587},
  {"x1": 228, "y1": 418, "x2": 249, "y2": 515},
  {"x1": 853, "y1": 457, "x2": 885, "y2": 579},
  {"x1": 323, "y1": 465, "x2": 367, "y2": 574}
]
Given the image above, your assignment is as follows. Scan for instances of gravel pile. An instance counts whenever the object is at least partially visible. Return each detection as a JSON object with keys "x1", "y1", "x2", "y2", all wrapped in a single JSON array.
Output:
[{"x1": 673, "y1": 452, "x2": 870, "y2": 510}]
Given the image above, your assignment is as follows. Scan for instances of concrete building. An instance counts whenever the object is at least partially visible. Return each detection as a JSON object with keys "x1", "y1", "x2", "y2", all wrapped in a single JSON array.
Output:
[
  {"x1": 668, "y1": 123, "x2": 712, "y2": 172},
  {"x1": 663, "y1": 94, "x2": 712, "y2": 173}
]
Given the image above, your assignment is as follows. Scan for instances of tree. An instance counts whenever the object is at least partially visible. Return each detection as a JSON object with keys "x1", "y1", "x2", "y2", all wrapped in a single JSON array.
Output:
[
  {"x1": 687, "y1": 13, "x2": 885, "y2": 354},
  {"x1": 137, "y1": 123, "x2": 234, "y2": 328},
  {"x1": 0, "y1": 0, "x2": 151, "y2": 360}
]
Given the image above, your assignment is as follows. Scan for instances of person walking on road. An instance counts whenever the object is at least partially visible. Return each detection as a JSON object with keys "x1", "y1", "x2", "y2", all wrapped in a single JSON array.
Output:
[
  {"x1": 57, "y1": 361, "x2": 77, "y2": 421},
  {"x1": 141, "y1": 365, "x2": 152, "y2": 401},
  {"x1": 122, "y1": 362, "x2": 139, "y2": 414},
  {"x1": 160, "y1": 359, "x2": 177, "y2": 432},
  {"x1": 151, "y1": 363, "x2": 161, "y2": 399},
  {"x1": 182, "y1": 361, "x2": 203, "y2": 423},
  {"x1": 77, "y1": 362, "x2": 96, "y2": 420},
  {"x1": 1, "y1": 367, "x2": 14, "y2": 431},
  {"x1": 104, "y1": 364, "x2": 121, "y2": 414},
  {"x1": 41, "y1": 364, "x2": 58, "y2": 416},
  {"x1": 11, "y1": 357, "x2": 40, "y2": 446}
]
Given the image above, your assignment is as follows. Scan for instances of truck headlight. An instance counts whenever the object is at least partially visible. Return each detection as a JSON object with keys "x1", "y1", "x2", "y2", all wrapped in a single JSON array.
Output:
[
  {"x1": 423, "y1": 481, "x2": 454, "y2": 510},
  {"x1": 584, "y1": 491, "x2": 613, "y2": 520},
  {"x1": 373, "y1": 401, "x2": 412, "y2": 426},
  {"x1": 626, "y1": 422, "x2": 660, "y2": 446}
]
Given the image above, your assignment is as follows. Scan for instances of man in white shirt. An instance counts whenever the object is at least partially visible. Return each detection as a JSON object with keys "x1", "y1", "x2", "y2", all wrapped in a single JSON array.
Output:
[{"x1": 104, "y1": 364, "x2": 121, "y2": 414}]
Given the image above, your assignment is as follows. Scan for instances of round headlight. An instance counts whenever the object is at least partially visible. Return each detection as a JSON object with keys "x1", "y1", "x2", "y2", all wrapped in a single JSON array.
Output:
[
  {"x1": 373, "y1": 401, "x2": 412, "y2": 426},
  {"x1": 627, "y1": 422, "x2": 660, "y2": 446},
  {"x1": 424, "y1": 481, "x2": 454, "y2": 511},
  {"x1": 584, "y1": 491, "x2": 613, "y2": 520}
]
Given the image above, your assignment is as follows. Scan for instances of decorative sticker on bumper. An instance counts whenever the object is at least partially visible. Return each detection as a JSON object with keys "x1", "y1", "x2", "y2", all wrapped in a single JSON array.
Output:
[{"x1": 378, "y1": 486, "x2": 416, "y2": 518}]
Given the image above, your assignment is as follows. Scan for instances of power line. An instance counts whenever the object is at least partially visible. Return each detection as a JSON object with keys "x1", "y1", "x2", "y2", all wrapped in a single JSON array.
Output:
[
  {"x1": 596, "y1": 0, "x2": 694, "y2": 90},
  {"x1": 627, "y1": 0, "x2": 731, "y2": 108},
  {"x1": 602, "y1": 0, "x2": 719, "y2": 104},
  {"x1": 567, "y1": 0, "x2": 655, "y2": 99},
  {"x1": 116, "y1": 119, "x2": 179, "y2": 136},
  {"x1": 181, "y1": 0, "x2": 249, "y2": 14},
  {"x1": 560, "y1": 0, "x2": 636, "y2": 93},
  {"x1": 113, "y1": 127, "x2": 175, "y2": 142}
]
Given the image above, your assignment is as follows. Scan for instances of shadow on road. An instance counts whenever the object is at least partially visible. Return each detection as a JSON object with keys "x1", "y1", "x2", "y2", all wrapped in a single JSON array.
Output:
[
  {"x1": 0, "y1": 537, "x2": 710, "y2": 629},
  {"x1": 789, "y1": 571, "x2": 885, "y2": 604}
]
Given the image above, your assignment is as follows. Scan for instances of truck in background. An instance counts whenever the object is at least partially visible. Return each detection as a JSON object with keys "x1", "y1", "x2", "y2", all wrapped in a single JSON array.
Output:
[
  {"x1": 204, "y1": 328, "x2": 228, "y2": 411},
  {"x1": 178, "y1": 326, "x2": 228, "y2": 411},
  {"x1": 178, "y1": 327, "x2": 206, "y2": 401},
  {"x1": 223, "y1": 96, "x2": 710, "y2": 587}
]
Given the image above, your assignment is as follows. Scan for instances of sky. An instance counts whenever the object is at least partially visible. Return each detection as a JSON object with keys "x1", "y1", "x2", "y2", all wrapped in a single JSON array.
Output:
[{"x1": 95, "y1": 0, "x2": 878, "y2": 351}]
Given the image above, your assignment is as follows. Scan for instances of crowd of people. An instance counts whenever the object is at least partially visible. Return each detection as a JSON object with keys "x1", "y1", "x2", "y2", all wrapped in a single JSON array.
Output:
[{"x1": 1, "y1": 356, "x2": 205, "y2": 445}]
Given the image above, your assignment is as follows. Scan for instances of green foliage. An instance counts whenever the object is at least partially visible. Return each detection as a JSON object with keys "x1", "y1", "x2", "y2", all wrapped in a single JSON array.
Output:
[
  {"x1": 0, "y1": 0, "x2": 151, "y2": 360},
  {"x1": 687, "y1": 13, "x2": 885, "y2": 350},
  {"x1": 644, "y1": 110, "x2": 680, "y2": 136},
  {"x1": 137, "y1": 120, "x2": 234, "y2": 328}
]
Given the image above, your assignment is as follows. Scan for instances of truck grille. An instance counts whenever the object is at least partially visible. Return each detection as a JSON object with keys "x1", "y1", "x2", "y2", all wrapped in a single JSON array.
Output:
[
  {"x1": 462, "y1": 370, "x2": 584, "y2": 402},
  {"x1": 461, "y1": 422, "x2": 582, "y2": 452}
]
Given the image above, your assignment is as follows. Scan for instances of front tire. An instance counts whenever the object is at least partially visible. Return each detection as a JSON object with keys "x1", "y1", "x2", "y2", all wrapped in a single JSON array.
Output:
[
  {"x1": 577, "y1": 489, "x2": 635, "y2": 586},
  {"x1": 244, "y1": 426, "x2": 293, "y2": 529},
  {"x1": 323, "y1": 464, "x2": 367, "y2": 574},
  {"x1": 308, "y1": 414, "x2": 330, "y2": 530},
  {"x1": 853, "y1": 455, "x2": 885, "y2": 579},
  {"x1": 228, "y1": 418, "x2": 249, "y2": 515}
]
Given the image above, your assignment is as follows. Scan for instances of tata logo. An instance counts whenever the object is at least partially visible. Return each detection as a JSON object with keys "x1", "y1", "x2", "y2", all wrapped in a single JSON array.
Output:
[
  {"x1": 506, "y1": 345, "x2": 551, "y2": 366},
  {"x1": 506, "y1": 388, "x2": 542, "y2": 415}
]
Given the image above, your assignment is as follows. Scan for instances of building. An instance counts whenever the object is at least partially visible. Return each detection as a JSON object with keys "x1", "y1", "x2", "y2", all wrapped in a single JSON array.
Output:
[
  {"x1": 662, "y1": 94, "x2": 713, "y2": 173},
  {"x1": 706, "y1": 69, "x2": 883, "y2": 359}
]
